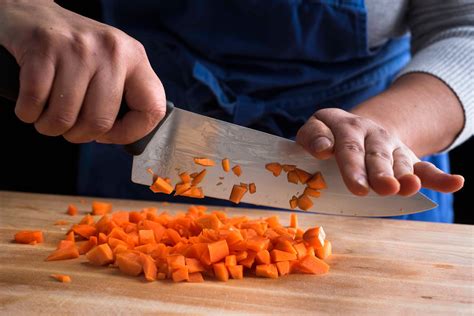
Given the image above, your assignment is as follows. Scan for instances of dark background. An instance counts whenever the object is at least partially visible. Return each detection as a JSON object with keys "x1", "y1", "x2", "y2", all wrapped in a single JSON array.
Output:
[{"x1": 1, "y1": 1, "x2": 472, "y2": 224}]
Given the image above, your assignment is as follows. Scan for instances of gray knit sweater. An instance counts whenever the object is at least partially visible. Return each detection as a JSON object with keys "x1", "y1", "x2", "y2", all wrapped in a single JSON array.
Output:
[{"x1": 366, "y1": 0, "x2": 474, "y2": 151}]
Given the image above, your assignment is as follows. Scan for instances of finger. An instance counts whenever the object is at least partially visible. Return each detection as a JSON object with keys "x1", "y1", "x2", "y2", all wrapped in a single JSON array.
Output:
[
  {"x1": 364, "y1": 133, "x2": 399, "y2": 196},
  {"x1": 97, "y1": 61, "x2": 166, "y2": 144},
  {"x1": 296, "y1": 115, "x2": 335, "y2": 160},
  {"x1": 34, "y1": 58, "x2": 90, "y2": 136},
  {"x1": 392, "y1": 147, "x2": 421, "y2": 196},
  {"x1": 414, "y1": 161, "x2": 464, "y2": 193},
  {"x1": 315, "y1": 110, "x2": 369, "y2": 195},
  {"x1": 15, "y1": 55, "x2": 55, "y2": 123},
  {"x1": 63, "y1": 68, "x2": 122, "y2": 143}
]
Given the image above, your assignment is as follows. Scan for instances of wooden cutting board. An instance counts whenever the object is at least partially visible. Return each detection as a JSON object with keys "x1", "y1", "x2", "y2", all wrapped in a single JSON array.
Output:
[{"x1": 0, "y1": 191, "x2": 472, "y2": 315}]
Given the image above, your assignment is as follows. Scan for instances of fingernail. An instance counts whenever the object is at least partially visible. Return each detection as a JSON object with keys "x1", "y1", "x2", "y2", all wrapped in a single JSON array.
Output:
[
  {"x1": 356, "y1": 177, "x2": 368, "y2": 188},
  {"x1": 311, "y1": 137, "x2": 332, "y2": 153}
]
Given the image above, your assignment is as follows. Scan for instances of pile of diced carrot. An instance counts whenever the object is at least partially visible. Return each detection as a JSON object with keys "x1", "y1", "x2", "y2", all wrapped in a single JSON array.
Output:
[{"x1": 14, "y1": 202, "x2": 332, "y2": 283}]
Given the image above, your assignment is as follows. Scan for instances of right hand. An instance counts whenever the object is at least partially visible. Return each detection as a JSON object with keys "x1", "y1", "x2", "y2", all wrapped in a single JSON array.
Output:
[{"x1": 0, "y1": 0, "x2": 166, "y2": 144}]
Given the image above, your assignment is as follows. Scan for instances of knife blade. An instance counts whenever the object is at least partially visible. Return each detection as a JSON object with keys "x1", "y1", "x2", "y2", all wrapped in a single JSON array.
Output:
[{"x1": 132, "y1": 105, "x2": 437, "y2": 217}]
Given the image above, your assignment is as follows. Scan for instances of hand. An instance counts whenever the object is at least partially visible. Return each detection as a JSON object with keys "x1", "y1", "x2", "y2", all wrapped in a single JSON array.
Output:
[
  {"x1": 0, "y1": 0, "x2": 166, "y2": 144},
  {"x1": 296, "y1": 108, "x2": 464, "y2": 196}
]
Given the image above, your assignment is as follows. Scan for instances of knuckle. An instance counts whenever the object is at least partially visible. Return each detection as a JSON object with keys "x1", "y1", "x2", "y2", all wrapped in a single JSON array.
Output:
[
  {"x1": 101, "y1": 29, "x2": 126, "y2": 59},
  {"x1": 131, "y1": 39, "x2": 148, "y2": 60},
  {"x1": 345, "y1": 116, "x2": 365, "y2": 131},
  {"x1": 396, "y1": 158, "x2": 413, "y2": 170},
  {"x1": 48, "y1": 113, "x2": 76, "y2": 131},
  {"x1": 366, "y1": 150, "x2": 392, "y2": 162},
  {"x1": 86, "y1": 117, "x2": 114, "y2": 134},
  {"x1": 340, "y1": 140, "x2": 364, "y2": 154},
  {"x1": 70, "y1": 33, "x2": 93, "y2": 60}
]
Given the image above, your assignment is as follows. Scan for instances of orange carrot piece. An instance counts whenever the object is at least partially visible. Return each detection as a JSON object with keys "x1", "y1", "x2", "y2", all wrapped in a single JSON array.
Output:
[
  {"x1": 179, "y1": 172, "x2": 192, "y2": 183},
  {"x1": 287, "y1": 170, "x2": 299, "y2": 184},
  {"x1": 255, "y1": 249, "x2": 271, "y2": 264},
  {"x1": 222, "y1": 158, "x2": 231, "y2": 172},
  {"x1": 129, "y1": 211, "x2": 146, "y2": 223},
  {"x1": 50, "y1": 274, "x2": 71, "y2": 283},
  {"x1": 297, "y1": 194, "x2": 313, "y2": 211},
  {"x1": 225, "y1": 255, "x2": 237, "y2": 266},
  {"x1": 67, "y1": 204, "x2": 78, "y2": 216},
  {"x1": 150, "y1": 177, "x2": 174, "y2": 194},
  {"x1": 86, "y1": 244, "x2": 114, "y2": 266},
  {"x1": 208, "y1": 240, "x2": 229, "y2": 263},
  {"x1": 282, "y1": 164, "x2": 296, "y2": 172},
  {"x1": 265, "y1": 163, "x2": 282, "y2": 177},
  {"x1": 174, "y1": 182, "x2": 192, "y2": 196},
  {"x1": 14, "y1": 230, "x2": 44, "y2": 244},
  {"x1": 98, "y1": 232, "x2": 108, "y2": 244},
  {"x1": 293, "y1": 242, "x2": 308, "y2": 259},
  {"x1": 167, "y1": 254, "x2": 186, "y2": 270},
  {"x1": 289, "y1": 213, "x2": 298, "y2": 229},
  {"x1": 229, "y1": 184, "x2": 247, "y2": 204},
  {"x1": 227, "y1": 265, "x2": 244, "y2": 280},
  {"x1": 141, "y1": 254, "x2": 157, "y2": 281},
  {"x1": 274, "y1": 240, "x2": 297, "y2": 254},
  {"x1": 78, "y1": 236, "x2": 98, "y2": 255},
  {"x1": 194, "y1": 157, "x2": 215, "y2": 166},
  {"x1": 232, "y1": 165, "x2": 242, "y2": 177},
  {"x1": 295, "y1": 168, "x2": 311, "y2": 184},
  {"x1": 255, "y1": 264, "x2": 279, "y2": 279},
  {"x1": 276, "y1": 261, "x2": 290, "y2": 276},
  {"x1": 303, "y1": 187, "x2": 321, "y2": 198},
  {"x1": 157, "y1": 272, "x2": 167, "y2": 280},
  {"x1": 185, "y1": 258, "x2": 205, "y2": 273},
  {"x1": 315, "y1": 240, "x2": 332, "y2": 260},
  {"x1": 191, "y1": 169, "x2": 207, "y2": 186},
  {"x1": 72, "y1": 224, "x2": 97, "y2": 239},
  {"x1": 238, "y1": 251, "x2": 257, "y2": 269},
  {"x1": 172, "y1": 266, "x2": 189, "y2": 282},
  {"x1": 116, "y1": 251, "x2": 143, "y2": 276},
  {"x1": 65, "y1": 231, "x2": 75, "y2": 242},
  {"x1": 240, "y1": 183, "x2": 248, "y2": 190},
  {"x1": 303, "y1": 227, "x2": 326, "y2": 249},
  {"x1": 306, "y1": 172, "x2": 327, "y2": 190},
  {"x1": 92, "y1": 201, "x2": 112, "y2": 215},
  {"x1": 180, "y1": 186, "x2": 205, "y2": 199},
  {"x1": 249, "y1": 183, "x2": 256, "y2": 194},
  {"x1": 57, "y1": 240, "x2": 75, "y2": 250},
  {"x1": 270, "y1": 249, "x2": 297, "y2": 262},
  {"x1": 289, "y1": 196, "x2": 298, "y2": 209},
  {"x1": 297, "y1": 255, "x2": 330, "y2": 275},
  {"x1": 139, "y1": 230, "x2": 156, "y2": 245},
  {"x1": 188, "y1": 272, "x2": 204, "y2": 283},
  {"x1": 46, "y1": 245, "x2": 79, "y2": 261},
  {"x1": 213, "y1": 263, "x2": 229, "y2": 282}
]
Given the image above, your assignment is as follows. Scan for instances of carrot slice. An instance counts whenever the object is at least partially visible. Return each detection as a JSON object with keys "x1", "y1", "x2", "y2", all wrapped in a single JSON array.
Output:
[
  {"x1": 232, "y1": 165, "x2": 242, "y2": 177},
  {"x1": 116, "y1": 251, "x2": 143, "y2": 276},
  {"x1": 72, "y1": 224, "x2": 97, "y2": 239},
  {"x1": 188, "y1": 272, "x2": 204, "y2": 283},
  {"x1": 307, "y1": 172, "x2": 327, "y2": 190},
  {"x1": 46, "y1": 245, "x2": 80, "y2": 261},
  {"x1": 287, "y1": 170, "x2": 299, "y2": 184},
  {"x1": 180, "y1": 186, "x2": 205, "y2": 199},
  {"x1": 303, "y1": 227, "x2": 326, "y2": 249},
  {"x1": 227, "y1": 265, "x2": 244, "y2": 279},
  {"x1": 295, "y1": 168, "x2": 312, "y2": 184},
  {"x1": 172, "y1": 266, "x2": 189, "y2": 282},
  {"x1": 86, "y1": 244, "x2": 114, "y2": 266},
  {"x1": 91, "y1": 201, "x2": 112, "y2": 215},
  {"x1": 139, "y1": 230, "x2": 156, "y2": 245},
  {"x1": 14, "y1": 231, "x2": 43, "y2": 244},
  {"x1": 175, "y1": 182, "x2": 192, "y2": 196},
  {"x1": 297, "y1": 194, "x2": 313, "y2": 211},
  {"x1": 194, "y1": 157, "x2": 215, "y2": 166},
  {"x1": 229, "y1": 184, "x2": 248, "y2": 204},
  {"x1": 297, "y1": 255, "x2": 330, "y2": 275},
  {"x1": 256, "y1": 264, "x2": 279, "y2": 278},
  {"x1": 315, "y1": 240, "x2": 332, "y2": 260},
  {"x1": 222, "y1": 158, "x2": 231, "y2": 172},
  {"x1": 255, "y1": 249, "x2": 271, "y2": 264},
  {"x1": 141, "y1": 254, "x2": 157, "y2": 281},
  {"x1": 150, "y1": 177, "x2": 174, "y2": 194},
  {"x1": 186, "y1": 258, "x2": 205, "y2": 273},
  {"x1": 208, "y1": 240, "x2": 229, "y2": 263},
  {"x1": 191, "y1": 169, "x2": 207, "y2": 185},
  {"x1": 78, "y1": 236, "x2": 98, "y2": 255},
  {"x1": 288, "y1": 196, "x2": 298, "y2": 210},
  {"x1": 213, "y1": 263, "x2": 229, "y2": 282},
  {"x1": 67, "y1": 204, "x2": 78, "y2": 216},
  {"x1": 265, "y1": 163, "x2": 282, "y2": 177},
  {"x1": 282, "y1": 164, "x2": 296, "y2": 172},
  {"x1": 50, "y1": 274, "x2": 71, "y2": 283},
  {"x1": 276, "y1": 261, "x2": 290, "y2": 276},
  {"x1": 225, "y1": 255, "x2": 237, "y2": 266},
  {"x1": 289, "y1": 213, "x2": 298, "y2": 228},
  {"x1": 270, "y1": 249, "x2": 297, "y2": 262},
  {"x1": 179, "y1": 172, "x2": 192, "y2": 183},
  {"x1": 249, "y1": 183, "x2": 256, "y2": 194},
  {"x1": 303, "y1": 187, "x2": 321, "y2": 198}
]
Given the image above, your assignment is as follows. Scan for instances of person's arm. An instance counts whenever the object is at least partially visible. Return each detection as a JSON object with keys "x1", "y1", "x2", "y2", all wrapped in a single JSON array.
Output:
[
  {"x1": 296, "y1": 0, "x2": 472, "y2": 197},
  {"x1": 0, "y1": 0, "x2": 166, "y2": 144}
]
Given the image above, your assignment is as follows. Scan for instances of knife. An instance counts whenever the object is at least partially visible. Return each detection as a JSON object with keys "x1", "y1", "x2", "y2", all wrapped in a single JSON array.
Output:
[{"x1": 0, "y1": 46, "x2": 437, "y2": 216}]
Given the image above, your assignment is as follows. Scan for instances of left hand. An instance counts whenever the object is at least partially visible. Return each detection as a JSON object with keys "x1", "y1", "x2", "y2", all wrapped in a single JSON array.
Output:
[{"x1": 296, "y1": 108, "x2": 464, "y2": 196}]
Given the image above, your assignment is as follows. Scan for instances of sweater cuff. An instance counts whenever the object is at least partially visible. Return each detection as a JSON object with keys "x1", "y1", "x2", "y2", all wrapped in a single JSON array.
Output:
[{"x1": 396, "y1": 37, "x2": 474, "y2": 152}]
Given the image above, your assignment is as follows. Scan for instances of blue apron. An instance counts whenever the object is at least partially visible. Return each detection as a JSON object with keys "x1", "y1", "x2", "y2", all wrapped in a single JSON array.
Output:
[{"x1": 79, "y1": 0, "x2": 452, "y2": 223}]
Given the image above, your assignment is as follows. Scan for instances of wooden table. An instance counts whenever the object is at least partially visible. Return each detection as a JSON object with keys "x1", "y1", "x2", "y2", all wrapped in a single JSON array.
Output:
[{"x1": 0, "y1": 191, "x2": 472, "y2": 315}]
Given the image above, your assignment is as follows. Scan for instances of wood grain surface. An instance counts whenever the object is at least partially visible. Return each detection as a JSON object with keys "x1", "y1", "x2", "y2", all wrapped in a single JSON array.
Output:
[{"x1": 0, "y1": 191, "x2": 472, "y2": 315}]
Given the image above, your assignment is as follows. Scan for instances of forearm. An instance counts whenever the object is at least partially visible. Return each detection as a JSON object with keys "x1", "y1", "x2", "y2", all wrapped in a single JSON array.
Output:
[{"x1": 351, "y1": 72, "x2": 464, "y2": 157}]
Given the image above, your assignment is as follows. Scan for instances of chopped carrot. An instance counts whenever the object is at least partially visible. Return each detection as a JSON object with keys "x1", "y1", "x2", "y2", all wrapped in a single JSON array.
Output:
[
  {"x1": 295, "y1": 168, "x2": 312, "y2": 184},
  {"x1": 256, "y1": 264, "x2": 278, "y2": 278},
  {"x1": 208, "y1": 240, "x2": 229, "y2": 263},
  {"x1": 172, "y1": 266, "x2": 189, "y2": 282},
  {"x1": 240, "y1": 183, "x2": 248, "y2": 190},
  {"x1": 315, "y1": 240, "x2": 332, "y2": 260},
  {"x1": 188, "y1": 272, "x2": 204, "y2": 283},
  {"x1": 72, "y1": 224, "x2": 97, "y2": 239},
  {"x1": 191, "y1": 169, "x2": 207, "y2": 186},
  {"x1": 222, "y1": 158, "x2": 231, "y2": 172},
  {"x1": 232, "y1": 165, "x2": 242, "y2": 177},
  {"x1": 303, "y1": 227, "x2": 326, "y2": 249},
  {"x1": 229, "y1": 184, "x2": 247, "y2": 204},
  {"x1": 265, "y1": 163, "x2": 282, "y2": 177},
  {"x1": 141, "y1": 254, "x2": 157, "y2": 281},
  {"x1": 57, "y1": 240, "x2": 75, "y2": 250},
  {"x1": 297, "y1": 194, "x2": 313, "y2": 211},
  {"x1": 270, "y1": 249, "x2": 297, "y2": 262},
  {"x1": 177, "y1": 173, "x2": 190, "y2": 185},
  {"x1": 186, "y1": 258, "x2": 205, "y2": 273},
  {"x1": 78, "y1": 236, "x2": 98, "y2": 255},
  {"x1": 287, "y1": 170, "x2": 299, "y2": 184},
  {"x1": 46, "y1": 245, "x2": 80, "y2": 261},
  {"x1": 79, "y1": 214, "x2": 94, "y2": 225},
  {"x1": 190, "y1": 172, "x2": 198, "y2": 178},
  {"x1": 175, "y1": 182, "x2": 192, "y2": 196},
  {"x1": 289, "y1": 213, "x2": 298, "y2": 228},
  {"x1": 67, "y1": 204, "x2": 78, "y2": 216},
  {"x1": 14, "y1": 231, "x2": 43, "y2": 244},
  {"x1": 92, "y1": 201, "x2": 112, "y2": 215},
  {"x1": 194, "y1": 157, "x2": 215, "y2": 166},
  {"x1": 276, "y1": 261, "x2": 290, "y2": 276},
  {"x1": 289, "y1": 196, "x2": 298, "y2": 209},
  {"x1": 139, "y1": 230, "x2": 156, "y2": 245},
  {"x1": 293, "y1": 243, "x2": 308, "y2": 259},
  {"x1": 227, "y1": 265, "x2": 244, "y2": 279},
  {"x1": 225, "y1": 255, "x2": 237, "y2": 266},
  {"x1": 86, "y1": 244, "x2": 114, "y2": 266},
  {"x1": 249, "y1": 183, "x2": 256, "y2": 194},
  {"x1": 282, "y1": 164, "x2": 296, "y2": 172},
  {"x1": 307, "y1": 172, "x2": 327, "y2": 190},
  {"x1": 50, "y1": 274, "x2": 71, "y2": 283},
  {"x1": 116, "y1": 251, "x2": 143, "y2": 276},
  {"x1": 255, "y1": 249, "x2": 271, "y2": 264},
  {"x1": 296, "y1": 255, "x2": 330, "y2": 275},
  {"x1": 303, "y1": 187, "x2": 321, "y2": 198},
  {"x1": 213, "y1": 263, "x2": 229, "y2": 282},
  {"x1": 150, "y1": 177, "x2": 174, "y2": 194}
]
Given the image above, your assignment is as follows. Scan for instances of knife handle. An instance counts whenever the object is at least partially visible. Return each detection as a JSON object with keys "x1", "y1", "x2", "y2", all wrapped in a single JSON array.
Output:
[{"x1": 0, "y1": 45, "x2": 172, "y2": 156}]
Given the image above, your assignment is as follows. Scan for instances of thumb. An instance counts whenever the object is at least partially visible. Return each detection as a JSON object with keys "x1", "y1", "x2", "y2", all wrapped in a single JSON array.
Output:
[{"x1": 296, "y1": 115, "x2": 335, "y2": 160}]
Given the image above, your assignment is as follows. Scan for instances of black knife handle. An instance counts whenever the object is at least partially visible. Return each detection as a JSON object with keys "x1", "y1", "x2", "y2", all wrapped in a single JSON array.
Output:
[{"x1": 0, "y1": 45, "x2": 172, "y2": 155}]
